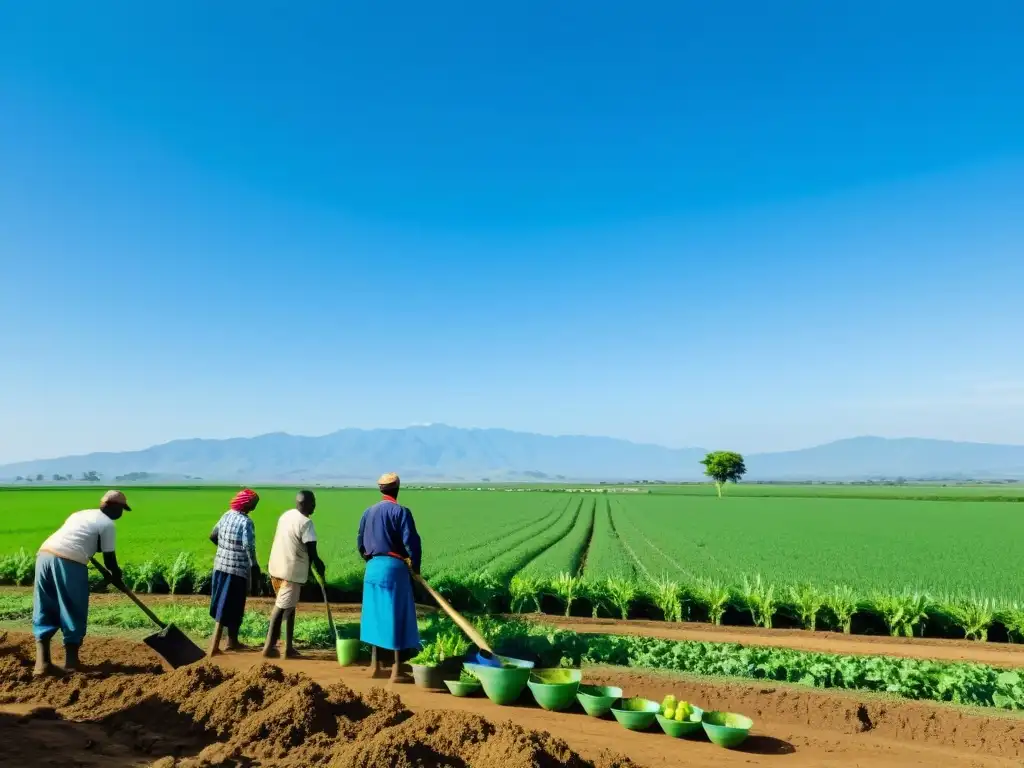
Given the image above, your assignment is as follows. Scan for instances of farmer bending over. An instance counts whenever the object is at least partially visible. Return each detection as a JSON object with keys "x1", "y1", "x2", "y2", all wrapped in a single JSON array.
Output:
[
  {"x1": 263, "y1": 490, "x2": 325, "y2": 658},
  {"x1": 358, "y1": 472, "x2": 422, "y2": 682},
  {"x1": 33, "y1": 489, "x2": 130, "y2": 675},
  {"x1": 208, "y1": 488, "x2": 261, "y2": 656}
]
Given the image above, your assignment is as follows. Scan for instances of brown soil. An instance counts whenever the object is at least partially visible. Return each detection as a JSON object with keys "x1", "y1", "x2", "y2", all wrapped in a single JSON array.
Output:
[
  {"x1": 15, "y1": 586, "x2": 1021, "y2": 668},
  {"x1": 0, "y1": 631, "x2": 633, "y2": 768},
  {"x1": 5, "y1": 628, "x2": 1024, "y2": 767}
]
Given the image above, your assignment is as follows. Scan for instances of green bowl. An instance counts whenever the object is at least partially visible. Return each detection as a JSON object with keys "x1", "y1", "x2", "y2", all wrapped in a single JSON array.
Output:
[
  {"x1": 463, "y1": 663, "x2": 531, "y2": 705},
  {"x1": 610, "y1": 698, "x2": 660, "y2": 731},
  {"x1": 335, "y1": 638, "x2": 360, "y2": 666},
  {"x1": 527, "y1": 669, "x2": 582, "y2": 711},
  {"x1": 701, "y1": 711, "x2": 753, "y2": 748},
  {"x1": 576, "y1": 685, "x2": 623, "y2": 717},
  {"x1": 444, "y1": 678, "x2": 482, "y2": 697},
  {"x1": 656, "y1": 706, "x2": 705, "y2": 738}
]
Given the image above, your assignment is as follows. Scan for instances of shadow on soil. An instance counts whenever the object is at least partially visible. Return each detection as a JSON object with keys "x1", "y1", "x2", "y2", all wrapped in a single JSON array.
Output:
[{"x1": 738, "y1": 735, "x2": 797, "y2": 755}]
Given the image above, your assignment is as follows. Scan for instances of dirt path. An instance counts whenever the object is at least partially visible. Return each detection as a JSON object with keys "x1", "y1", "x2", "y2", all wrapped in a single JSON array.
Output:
[{"x1": 2, "y1": 630, "x2": 1023, "y2": 767}]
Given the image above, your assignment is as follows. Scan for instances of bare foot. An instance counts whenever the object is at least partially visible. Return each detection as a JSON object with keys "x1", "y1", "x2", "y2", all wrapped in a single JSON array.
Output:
[
  {"x1": 224, "y1": 642, "x2": 247, "y2": 652},
  {"x1": 369, "y1": 665, "x2": 388, "y2": 680},
  {"x1": 262, "y1": 647, "x2": 281, "y2": 659},
  {"x1": 284, "y1": 648, "x2": 302, "y2": 659},
  {"x1": 388, "y1": 671, "x2": 414, "y2": 685}
]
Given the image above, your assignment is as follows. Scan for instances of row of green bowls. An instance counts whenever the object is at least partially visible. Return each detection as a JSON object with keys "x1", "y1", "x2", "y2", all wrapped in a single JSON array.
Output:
[{"x1": 445, "y1": 664, "x2": 753, "y2": 749}]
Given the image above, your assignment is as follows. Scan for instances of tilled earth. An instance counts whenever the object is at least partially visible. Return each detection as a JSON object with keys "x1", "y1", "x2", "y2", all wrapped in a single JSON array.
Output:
[{"x1": 0, "y1": 632, "x2": 633, "y2": 768}]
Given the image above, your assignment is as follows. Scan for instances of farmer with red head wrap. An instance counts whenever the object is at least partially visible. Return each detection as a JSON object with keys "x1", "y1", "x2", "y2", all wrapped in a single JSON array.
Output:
[{"x1": 207, "y1": 489, "x2": 261, "y2": 656}]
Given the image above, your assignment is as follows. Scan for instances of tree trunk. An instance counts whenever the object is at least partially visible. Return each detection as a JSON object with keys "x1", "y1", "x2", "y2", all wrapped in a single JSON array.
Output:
[{"x1": 715, "y1": 481, "x2": 723, "y2": 498}]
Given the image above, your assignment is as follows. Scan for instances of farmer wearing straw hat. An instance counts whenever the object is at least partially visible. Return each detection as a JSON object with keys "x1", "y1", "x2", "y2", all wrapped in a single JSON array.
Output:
[
  {"x1": 357, "y1": 472, "x2": 422, "y2": 682},
  {"x1": 207, "y1": 488, "x2": 261, "y2": 656},
  {"x1": 32, "y1": 489, "x2": 131, "y2": 675}
]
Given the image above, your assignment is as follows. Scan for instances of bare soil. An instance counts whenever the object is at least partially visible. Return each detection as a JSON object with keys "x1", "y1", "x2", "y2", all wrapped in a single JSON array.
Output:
[{"x1": 2, "y1": 630, "x2": 1024, "y2": 767}]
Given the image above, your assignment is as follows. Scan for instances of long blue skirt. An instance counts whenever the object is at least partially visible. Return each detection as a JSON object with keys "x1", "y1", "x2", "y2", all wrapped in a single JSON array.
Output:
[
  {"x1": 209, "y1": 570, "x2": 248, "y2": 631},
  {"x1": 360, "y1": 557, "x2": 420, "y2": 651}
]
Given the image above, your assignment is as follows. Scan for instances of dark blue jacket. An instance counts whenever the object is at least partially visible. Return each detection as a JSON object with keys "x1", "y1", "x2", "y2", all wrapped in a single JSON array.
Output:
[{"x1": 357, "y1": 497, "x2": 422, "y2": 572}]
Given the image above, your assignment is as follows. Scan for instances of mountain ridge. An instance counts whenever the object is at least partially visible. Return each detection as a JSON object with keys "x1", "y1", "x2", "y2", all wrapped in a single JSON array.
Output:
[{"x1": 2, "y1": 426, "x2": 1024, "y2": 482}]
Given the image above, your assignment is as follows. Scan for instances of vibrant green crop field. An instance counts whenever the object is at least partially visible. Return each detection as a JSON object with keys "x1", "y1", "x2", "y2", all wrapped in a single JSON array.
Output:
[{"x1": 4, "y1": 485, "x2": 1024, "y2": 640}]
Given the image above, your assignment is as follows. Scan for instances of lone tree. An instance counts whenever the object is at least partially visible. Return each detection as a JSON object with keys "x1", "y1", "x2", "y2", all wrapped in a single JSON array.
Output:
[{"x1": 700, "y1": 451, "x2": 747, "y2": 498}]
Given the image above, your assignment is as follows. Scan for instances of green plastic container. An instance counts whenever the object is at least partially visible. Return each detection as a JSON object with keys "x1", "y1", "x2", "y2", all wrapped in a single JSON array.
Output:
[
  {"x1": 336, "y1": 638, "x2": 360, "y2": 666},
  {"x1": 463, "y1": 662, "x2": 531, "y2": 705},
  {"x1": 610, "y1": 698, "x2": 660, "y2": 731},
  {"x1": 655, "y1": 706, "x2": 705, "y2": 738},
  {"x1": 576, "y1": 685, "x2": 623, "y2": 717},
  {"x1": 444, "y1": 678, "x2": 482, "y2": 697},
  {"x1": 527, "y1": 668, "x2": 582, "y2": 711},
  {"x1": 702, "y1": 711, "x2": 754, "y2": 748}
]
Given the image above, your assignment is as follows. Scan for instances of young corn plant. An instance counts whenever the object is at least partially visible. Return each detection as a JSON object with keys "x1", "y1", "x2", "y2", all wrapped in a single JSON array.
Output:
[
  {"x1": 824, "y1": 585, "x2": 859, "y2": 634},
  {"x1": 650, "y1": 576, "x2": 682, "y2": 623},
  {"x1": 691, "y1": 579, "x2": 731, "y2": 626},
  {"x1": 130, "y1": 558, "x2": 166, "y2": 594},
  {"x1": 605, "y1": 577, "x2": 638, "y2": 620},
  {"x1": 550, "y1": 572, "x2": 582, "y2": 617},
  {"x1": 789, "y1": 583, "x2": 825, "y2": 632},
  {"x1": 509, "y1": 573, "x2": 544, "y2": 613},
  {"x1": 578, "y1": 579, "x2": 609, "y2": 618},
  {"x1": 871, "y1": 589, "x2": 930, "y2": 638},
  {"x1": 737, "y1": 574, "x2": 777, "y2": 629},
  {"x1": 167, "y1": 552, "x2": 196, "y2": 595},
  {"x1": 465, "y1": 571, "x2": 502, "y2": 612},
  {"x1": 999, "y1": 604, "x2": 1024, "y2": 644},
  {"x1": 10, "y1": 549, "x2": 34, "y2": 587},
  {"x1": 943, "y1": 593, "x2": 996, "y2": 641}
]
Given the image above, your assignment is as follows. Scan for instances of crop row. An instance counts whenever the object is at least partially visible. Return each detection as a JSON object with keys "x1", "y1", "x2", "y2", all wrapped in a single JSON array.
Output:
[
  {"x1": 2, "y1": 546, "x2": 1022, "y2": 644},
  {"x1": 1, "y1": 593, "x2": 1022, "y2": 711}
]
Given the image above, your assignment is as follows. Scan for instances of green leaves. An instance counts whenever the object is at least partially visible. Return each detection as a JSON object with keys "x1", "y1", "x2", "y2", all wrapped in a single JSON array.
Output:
[{"x1": 699, "y1": 451, "x2": 747, "y2": 497}]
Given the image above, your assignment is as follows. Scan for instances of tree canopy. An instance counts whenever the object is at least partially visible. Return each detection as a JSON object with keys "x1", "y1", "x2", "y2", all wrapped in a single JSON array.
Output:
[{"x1": 700, "y1": 451, "x2": 747, "y2": 498}]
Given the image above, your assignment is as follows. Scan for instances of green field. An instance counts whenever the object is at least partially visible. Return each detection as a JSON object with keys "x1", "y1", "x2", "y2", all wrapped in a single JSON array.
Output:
[{"x1": 3, "y1": 485, "x2": 1024, "y2": 639}]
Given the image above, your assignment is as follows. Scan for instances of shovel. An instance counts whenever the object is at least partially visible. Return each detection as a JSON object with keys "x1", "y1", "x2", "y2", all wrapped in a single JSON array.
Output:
[
  {"x1": 90, "y1": 557, "x2": 206, "y2": 669},
  {"x1": 315, "y1": 573, "x2": 359, "y2": 666}
]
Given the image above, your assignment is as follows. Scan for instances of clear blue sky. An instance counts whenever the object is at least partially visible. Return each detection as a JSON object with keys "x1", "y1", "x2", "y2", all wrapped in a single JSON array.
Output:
[{"x1": 1, "y1": 2, "x2": 1023, "y2": 464}]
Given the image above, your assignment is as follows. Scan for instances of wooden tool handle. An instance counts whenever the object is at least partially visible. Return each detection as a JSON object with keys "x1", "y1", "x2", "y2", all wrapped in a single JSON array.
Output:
[
  {"x1": 315, "y1": 574, "x2": 337, "y2": 637},
  {"x1": 89, "y1": 557, "x2": 166, "y2": 630},
  {"x1": 413, "y1": 573, "x2": 492, "y2": 653}
]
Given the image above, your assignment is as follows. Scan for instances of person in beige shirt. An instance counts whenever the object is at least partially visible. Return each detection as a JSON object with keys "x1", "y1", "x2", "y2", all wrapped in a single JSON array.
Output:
[{"x1": 262, "y1": 490, "x2": 326, "y2": 658}]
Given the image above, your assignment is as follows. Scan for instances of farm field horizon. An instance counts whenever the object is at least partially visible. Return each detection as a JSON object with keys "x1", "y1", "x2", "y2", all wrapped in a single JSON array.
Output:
[{"x1": 3, "y1": 484, "x2": 1023, "y2": 602}]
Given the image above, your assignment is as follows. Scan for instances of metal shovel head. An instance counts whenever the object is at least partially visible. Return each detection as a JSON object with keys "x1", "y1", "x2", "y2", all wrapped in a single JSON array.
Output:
[{"x1": 143, "y1": 624, "x2": 206, "y2": 669}]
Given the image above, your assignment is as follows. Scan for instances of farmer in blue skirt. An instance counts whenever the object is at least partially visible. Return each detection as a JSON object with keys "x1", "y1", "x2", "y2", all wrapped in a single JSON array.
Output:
[
  {"x1": 207, "y1": 488, "x2": 261, "y2": 656},
  {"x1": 357, "y1": 472, "x2": 422, "y2": 682}
]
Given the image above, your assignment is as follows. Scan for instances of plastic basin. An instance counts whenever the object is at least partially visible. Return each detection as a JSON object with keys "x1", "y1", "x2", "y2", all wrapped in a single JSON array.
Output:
[
  {"x1": 656, "y1": 706, "x2": 705, "y2": 738},
  {"x1": 527, "y1": 669, "x2": 582, "y2": 711},
  {"x1": 576, "y1": 685, "x2": 623, "y2": 717},
  {"x1": 335, "y1": 638, "x2": 360, "y2": 667},
  {"x1": 610, "y1": 698, "x2": 660, "y2": 731},
  {"x1": 464, "y1": 662, "x2": 532, "y2": 705},
  {"x1": 702, "y1": 711, "x2": 754, "y2": 748},
  {"x1": 444, "y1": 679, "x2": 482, "y2": 697}
]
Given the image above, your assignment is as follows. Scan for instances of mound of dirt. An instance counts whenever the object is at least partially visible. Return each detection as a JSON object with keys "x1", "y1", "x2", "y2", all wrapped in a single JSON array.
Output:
[{"x1": 0, "y1": 633, "x2": 637, "y2": 768}]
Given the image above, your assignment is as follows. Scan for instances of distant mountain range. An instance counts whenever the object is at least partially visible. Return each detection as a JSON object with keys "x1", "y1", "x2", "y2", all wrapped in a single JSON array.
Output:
[{"x1": 2, "y1": 426, "x2": 1024, "y2": 483}]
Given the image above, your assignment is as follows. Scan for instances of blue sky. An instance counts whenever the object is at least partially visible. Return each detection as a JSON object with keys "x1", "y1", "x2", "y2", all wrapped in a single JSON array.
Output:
[{"x1": 1, "y1": 2, "x2": 1023, "y2": 464}]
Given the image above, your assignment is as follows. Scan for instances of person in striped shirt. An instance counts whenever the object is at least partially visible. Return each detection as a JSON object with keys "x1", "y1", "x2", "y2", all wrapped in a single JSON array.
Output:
[{"x1": 208, "y1": 489, "x2": 261, "y2": 656}]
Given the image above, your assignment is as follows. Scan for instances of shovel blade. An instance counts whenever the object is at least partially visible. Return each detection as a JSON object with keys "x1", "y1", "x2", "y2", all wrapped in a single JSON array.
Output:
[{"x1": 143, "y1": 624, "x2": 206, "y2": 669}]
